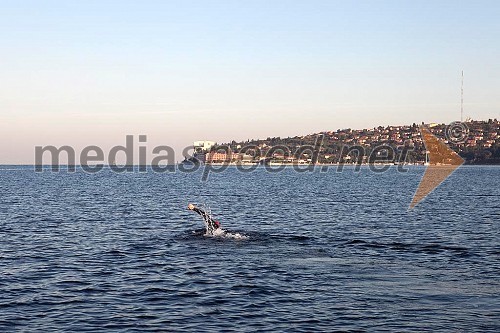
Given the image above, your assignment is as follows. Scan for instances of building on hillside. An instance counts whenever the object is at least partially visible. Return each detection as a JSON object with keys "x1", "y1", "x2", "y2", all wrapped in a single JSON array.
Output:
[
  {"x1": 194, "y1": 141, "x2": 216, "y2": 152},
  {"x1": 190, "y1": 141, "x2": 216, "y2": 163},
  {"x1": 206, "y1": 150, "x2": 242, "y2": 163}
]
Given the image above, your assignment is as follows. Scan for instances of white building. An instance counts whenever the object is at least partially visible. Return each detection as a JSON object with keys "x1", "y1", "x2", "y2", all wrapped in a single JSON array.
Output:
[{"x1": 193, "y1": 141, "x2": 216, "y2": 154}]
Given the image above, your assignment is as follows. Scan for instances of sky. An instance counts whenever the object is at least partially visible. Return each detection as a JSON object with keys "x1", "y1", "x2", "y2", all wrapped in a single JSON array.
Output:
[{"x1": 1, "y1": 0, "x2": 499, "y2": 163}]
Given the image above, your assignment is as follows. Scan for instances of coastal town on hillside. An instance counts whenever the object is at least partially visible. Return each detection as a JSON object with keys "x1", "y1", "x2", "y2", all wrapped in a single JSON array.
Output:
[{"x1": 187, "y1": 119, "x2": 500, "y2": 165}]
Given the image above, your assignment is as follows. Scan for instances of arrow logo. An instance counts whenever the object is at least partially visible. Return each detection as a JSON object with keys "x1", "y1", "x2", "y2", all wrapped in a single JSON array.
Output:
[{"x1": 409, "y1": 125, "x2": 464, "y2": 209}]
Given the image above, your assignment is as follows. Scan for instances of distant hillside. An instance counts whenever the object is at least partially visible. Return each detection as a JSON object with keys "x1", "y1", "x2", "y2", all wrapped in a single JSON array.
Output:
[{"x1": 215, "y1": 119, "x2": 500, "y2": 165}]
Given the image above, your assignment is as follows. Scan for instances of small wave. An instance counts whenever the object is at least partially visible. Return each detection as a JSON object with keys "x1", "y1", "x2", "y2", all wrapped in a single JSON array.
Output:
[
  {"x1": 345, "y1": 239, "x2": 386, "y2": 248},
  {"x1": 0, "y1": 168, "x2": 33, "y2": 171},
  {"x1": 345, "y1": 239, "x2": 473, "y2": 256},
  {"x1": 286, "y1": 235, "x2": 311, "y2": 241},
  {"x1": 264, "y1": 233, "x2": 312, "y2": 243},
  {"x1": 180, "y1": 229, "x2": 314, "y2": 244}
]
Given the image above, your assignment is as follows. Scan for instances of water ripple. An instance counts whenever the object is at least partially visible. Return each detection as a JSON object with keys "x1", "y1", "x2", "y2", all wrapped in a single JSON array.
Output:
[{"x1": 0, "y1": 166, "x2": 499, "y2": 331}]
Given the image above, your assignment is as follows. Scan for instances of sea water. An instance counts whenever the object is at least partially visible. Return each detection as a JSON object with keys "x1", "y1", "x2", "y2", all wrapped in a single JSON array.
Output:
[{"x1": 0, "y1": 166, "x2": 498, "y2": 331}]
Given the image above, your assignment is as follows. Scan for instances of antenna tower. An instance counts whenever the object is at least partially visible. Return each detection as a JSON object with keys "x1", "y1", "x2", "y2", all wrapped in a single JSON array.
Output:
[{"x1": 461, "y1": 70, "x2": 464, "y2": 122}]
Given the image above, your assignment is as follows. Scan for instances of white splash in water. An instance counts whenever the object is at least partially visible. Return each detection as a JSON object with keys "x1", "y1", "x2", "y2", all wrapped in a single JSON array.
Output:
[{"x1": 205, "y1": 228, "x2": 249, "y2": 240}]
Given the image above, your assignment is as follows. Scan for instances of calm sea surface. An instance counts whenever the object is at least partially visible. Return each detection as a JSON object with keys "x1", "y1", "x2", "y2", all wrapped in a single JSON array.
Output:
[{"x1": 0, "y1": 165, "x2": 499, "y2": 332}]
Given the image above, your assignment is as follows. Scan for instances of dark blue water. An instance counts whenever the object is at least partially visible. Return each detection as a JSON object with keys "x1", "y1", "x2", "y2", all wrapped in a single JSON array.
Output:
[{"x1": 1, "y1": 166, "x2": 499, "y2": 332}]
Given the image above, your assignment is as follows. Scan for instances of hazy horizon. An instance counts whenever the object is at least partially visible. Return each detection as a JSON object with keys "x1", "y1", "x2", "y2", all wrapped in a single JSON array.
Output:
[{"x1": 1, "y1": 0, "x2": 499, "y2": 163}]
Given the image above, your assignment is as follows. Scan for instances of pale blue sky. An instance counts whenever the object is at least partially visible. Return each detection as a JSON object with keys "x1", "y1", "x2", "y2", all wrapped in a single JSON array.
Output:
[{"x1": 1, "y1": 0, "x2": 499, "y2": 163}]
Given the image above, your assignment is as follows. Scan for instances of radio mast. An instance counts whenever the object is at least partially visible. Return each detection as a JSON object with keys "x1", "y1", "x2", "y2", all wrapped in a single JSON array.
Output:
[{"x1": 461, "y1": 70, "x2": 464, "y2": 122}]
